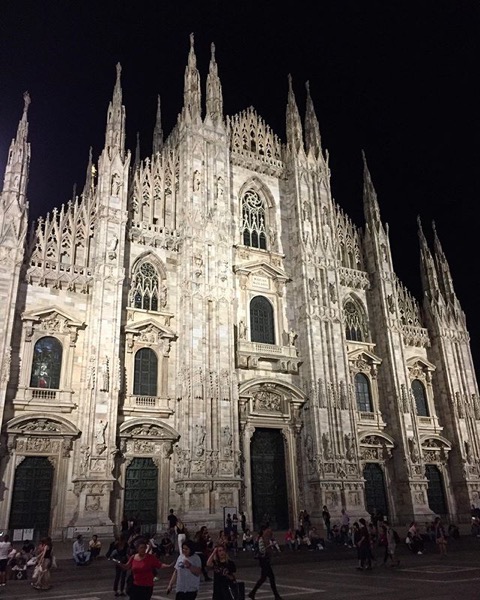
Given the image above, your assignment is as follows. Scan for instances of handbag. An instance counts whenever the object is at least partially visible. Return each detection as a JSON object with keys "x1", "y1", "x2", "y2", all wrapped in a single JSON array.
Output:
[
  {"x1": 227, "y1": 580, "x2": 245, "y2": 600},
  {"x1": 32, "y1": 563, "x2": 44, "y2": 581}
]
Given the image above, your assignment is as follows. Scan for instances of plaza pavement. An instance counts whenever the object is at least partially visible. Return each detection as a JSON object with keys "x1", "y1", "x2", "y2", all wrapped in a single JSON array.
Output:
[{"x1": 2, "y1": 534, "x2": 480, "y2": 600}]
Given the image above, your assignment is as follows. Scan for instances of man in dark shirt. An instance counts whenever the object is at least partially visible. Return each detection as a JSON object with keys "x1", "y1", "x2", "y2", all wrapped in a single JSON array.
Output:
[{"x1": 357, "y1": 518, "x2": 372, "y2": 570}]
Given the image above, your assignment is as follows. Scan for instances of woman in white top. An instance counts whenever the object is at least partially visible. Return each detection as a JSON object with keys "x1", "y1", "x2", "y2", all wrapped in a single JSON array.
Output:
[{"x1": 0, "y1": 534, "x2": 13, "y2": 587}]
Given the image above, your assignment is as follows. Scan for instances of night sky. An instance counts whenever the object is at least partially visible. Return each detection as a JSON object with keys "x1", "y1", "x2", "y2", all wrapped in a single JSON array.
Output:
[{"x1": 1, "y1": 1, "x2": 480, "y2": 372}]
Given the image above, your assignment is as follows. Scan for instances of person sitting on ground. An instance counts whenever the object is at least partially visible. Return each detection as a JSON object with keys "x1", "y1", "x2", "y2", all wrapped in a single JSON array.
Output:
[
  {"x1": 89, "y1": 534, "x2": 102, "y2": 559},
  {"x1": 21, "y1": 540, "x2": 35, "y2": 559},
  {"x1": 73, "y1": 534, "x2": 91, "y2": 565},
  {"x1": 307, "y1": 527, "x2": 325, "y2": 550},
  {"x1": 406, "y1": 521, "x2": 424, "y2": 554},
  {"x1": 448, "y1": 523, "x2": 460, "y2": 539}
]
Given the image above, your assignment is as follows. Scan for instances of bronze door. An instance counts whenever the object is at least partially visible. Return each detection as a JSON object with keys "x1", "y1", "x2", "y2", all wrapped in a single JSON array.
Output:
[
  {"x1": 363, "y1": 463, "x2": 388, "y2": 516},
  {"x1": 250, "y1": 428, "x2": 289, "y2": 530},
  {"x1": 124, "y1": 457, "x2": 158, "y2": 526},
  {"x1": 425, "y1": 464, "x2": 447, "y2": 516},
  {"x1": 9, "y1": 456, "x2": 54, "y2": 536}
]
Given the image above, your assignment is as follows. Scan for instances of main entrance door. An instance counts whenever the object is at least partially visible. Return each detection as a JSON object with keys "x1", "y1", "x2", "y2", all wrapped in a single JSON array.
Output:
[
  {"x1": 9, "y1": 456, "x2": 54, "y2": 536},
  {"x1": 363, "y1": 463, "x2": 388, "y2": 517},
  {"x1": 425, "y1": 464, "x2": 447, "y2": 516},
  {"x1": 250, "y1": 428, "x2": 289, "y2": 530},
  {"x1": 124, "y1": 458, "x2": 158, "y2": 526}
]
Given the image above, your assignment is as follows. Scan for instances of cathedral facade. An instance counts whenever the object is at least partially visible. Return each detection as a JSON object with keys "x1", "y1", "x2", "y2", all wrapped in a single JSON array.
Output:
[{"x1": 0, "y1": 37, "x2": 479, "y2": 539}]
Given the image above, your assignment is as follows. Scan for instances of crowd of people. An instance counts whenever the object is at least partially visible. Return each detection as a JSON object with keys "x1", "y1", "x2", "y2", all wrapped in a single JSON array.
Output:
[{"x1": 0, "y1": 507, "x2": 464, "y2": 598}]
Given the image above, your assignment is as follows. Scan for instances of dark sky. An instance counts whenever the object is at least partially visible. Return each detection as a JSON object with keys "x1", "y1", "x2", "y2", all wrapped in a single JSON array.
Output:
[{"x1": 1, "y1": 1, "x2": 480, "y2": 372}]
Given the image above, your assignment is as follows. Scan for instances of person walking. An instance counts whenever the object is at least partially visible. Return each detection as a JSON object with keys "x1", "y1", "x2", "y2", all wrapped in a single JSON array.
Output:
[
  {"x1": 206, "y1": 544, "x2": 237, "y2": 600},
  {"x1": 31, "y1": 537, "x2": 53, "y2": 591},
  {"x1": 322, "y1": 505, "x2": 332, "y2": 540},
  {"x1": 356, "y1": 518, "x2": 372, "y2": 570},
  {"x1": 0, "y1": 534, "x2": 12, "y2": 588},
  {"x1": 167, "y1": 540, "x2": 202, "y2": 600},
  {"x1": 248, "y1": 527, "x2": 283, "y2": 600},
  {"x1": 434, "y1": 517, "x2": 448, "y2": 556},
  {"x1": 122, "y1": 540, "x2": 172, "y2": 600},
  {"x1": 176, "y1": 521, "x2": 188, "y2": 555},
  {"x1": 106, "y1": 534, "x2": 129, "y2": 596}
]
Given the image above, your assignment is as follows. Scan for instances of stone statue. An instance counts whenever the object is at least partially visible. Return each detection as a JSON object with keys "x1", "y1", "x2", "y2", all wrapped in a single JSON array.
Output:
[
  {"x1": 288, "y1": 329, "x2": 297, "y2": 346},
  {"x1": 108, "y1": 235, "x2": 118, "y2": 260},
  {"x1": 238, "y1": 320, "x2": 247, "y2": 340},
  {"x1": 95, "y1": 420, "x2": 107, "y2": 453},
  {"x1": 80, "y1": 445, "x2": 90, "y2": 476},
  {"x1": 111, "y1": 172, "x2": 122, "y2": 196},
  {"x1": 100, "y1": 356, "x2": 110, "y2": 392}
]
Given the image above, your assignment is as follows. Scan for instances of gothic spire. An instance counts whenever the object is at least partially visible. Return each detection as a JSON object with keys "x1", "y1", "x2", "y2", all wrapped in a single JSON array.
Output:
[
  {"x1": 1, "y1": 91, "x2": 31, "y2": 211},
  {"x1": 286, "y1": 74, "x2": 304, "y2": 154},
  {"x1": 104, "y1": 63, "x2": 126, "y2": 160},
  {"x1": 417, "y1": 216, "x2": 441, "y2": 300},
  {"x1": 152, "y1": 95, "x2": 164, "y2": 154},
  {"x1": 362, "y1": 151, "x2": 383, "y2": 230},
  {"x1": 432, "y1": 220, "x2": 458, "y2": 302},
  {"x1": 304, "y1": 81, "x2": 322, "y2": 159},
  {"x1": 82, "y1": 146, "x2": 95, "y2": 197},
  {"x1": 182, "y1": 33, "x2": 201, "y2": 123},
  {"x1": 134, "y1": 132, "x2": 141, "y2": 167},
  {"x1": 206, "y1": 42, "x2": 224, "y2": 124}
]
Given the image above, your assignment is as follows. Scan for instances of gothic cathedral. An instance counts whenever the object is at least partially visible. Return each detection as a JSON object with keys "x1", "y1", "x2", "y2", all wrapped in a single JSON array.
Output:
[{"x1": 0, "y1": 37, "x2": 479, "y2": 539}]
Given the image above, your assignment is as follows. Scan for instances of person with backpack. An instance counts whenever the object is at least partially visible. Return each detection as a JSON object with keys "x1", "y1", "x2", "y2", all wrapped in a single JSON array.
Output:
[{"x1": 248, "y1": 528, "x2": 283, "y2": 600}]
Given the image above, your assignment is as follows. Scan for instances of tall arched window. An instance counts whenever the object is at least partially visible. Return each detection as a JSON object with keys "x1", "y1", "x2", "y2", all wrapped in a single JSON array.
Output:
[
  {"x1": 355, "y1": 373, "x2": 373, "y2": 412},
  {"x1": 250, "y1": 296, "x2": 275, "y2": 344},
  {"x1": 412, "y1": 379, "x2": 429, "y2": 416},
  {"x1": 130, "y1": 262, "x2": 160, "y2": 311},
  {"x1": 30, "y1": 337, "x2": 62, "y2": 389},
  {"x1": 344, "y1": 300, "x2": 366, "y2": 341},
  {"x1": 241, "y1": 190, "x2": 267, "y2": 249},
  {"x1": 133, "y1": 348, "x2": 158, "y2": 396}
]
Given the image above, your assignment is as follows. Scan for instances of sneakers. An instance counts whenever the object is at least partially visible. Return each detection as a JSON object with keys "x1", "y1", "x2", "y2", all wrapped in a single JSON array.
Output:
[
  {"x1": 417, "y1": 551, "x2": 423, "y2": 555},
  {"x1": 248, "y1": 592, "x2": 255, "y2": 599}
]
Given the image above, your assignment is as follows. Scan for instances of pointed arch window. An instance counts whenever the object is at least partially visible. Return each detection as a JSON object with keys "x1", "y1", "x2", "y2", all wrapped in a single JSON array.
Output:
[
  {"x1": 344, "y1": 300, "x2": 367, "y2": 342},
  {"x1": 133, "y1": 348, "x2": 158, "y2": 397},
  {"x1": 29, "y1": 337, "x2": 62, "y2": 389},
  {"x1": 355, "y1": 373, "x2": 373, "y2": 412},
  {"x1": 241, "y1": 190, "x2": 267, "y2": 249},
  {"x1": 412, "y1": 379, "x2": 429, "y2": 417},
  {"x1": 130, "y1": 262, "x2": 160, "y2": 311},
  {"x1": 250, "y1": 296, "x2": 275, "y2": 344}
]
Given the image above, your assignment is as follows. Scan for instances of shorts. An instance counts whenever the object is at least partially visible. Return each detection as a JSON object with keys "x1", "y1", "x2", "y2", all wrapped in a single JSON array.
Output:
[{"x1": 0, "y1": 559, "x2": 8, "y2": 572}]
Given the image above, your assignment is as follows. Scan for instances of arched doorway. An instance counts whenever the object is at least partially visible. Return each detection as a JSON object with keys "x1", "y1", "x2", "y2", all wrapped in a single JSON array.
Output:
[
  {"x1": 9, "y1": 457, "x2": 54, "y2": 536},
  {"x1": 425, "y1": 464, "x2": 447, "y2": 516},
  {"x1": 124, "y1": 457, "x2": 158, "y2": 526},
  {"x1": 363, "y1": 463, "x2": 388, "y2": 517},
  {"x1": 250, "y1": 428, "x2": 288, "y2": 530}
]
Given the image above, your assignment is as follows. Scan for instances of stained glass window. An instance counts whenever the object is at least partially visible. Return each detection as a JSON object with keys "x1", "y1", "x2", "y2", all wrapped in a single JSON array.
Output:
[
  {"x1": 355, "y1": 373, "x2": 372, "y2": 412},
  {"x1": 30, "y1": 337, "x2": 62, "y2": 389},
  {"x1": 130, "y1": 262, "x2": 160, "y2": 311},
  {"x1": 133, "y1": 348, "x2": 158, "y2": 396},
  {"x1": 412, "y1": 379, "x2": 429, "y2": 416},
  {"x1": 241, "y1": 190, "x2": 267, "y2": 249},
  {"x1": 250, "y1": 296, "x2": 275, "y2": 344}
]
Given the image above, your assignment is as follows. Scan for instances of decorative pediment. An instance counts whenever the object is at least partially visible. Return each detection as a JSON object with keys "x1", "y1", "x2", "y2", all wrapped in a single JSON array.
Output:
[
  {"x1": 119, "y1": 418, "x2": 179, "y2": 441},
  {"x1": 125, "y1": 318, "x2": 177, "y2": 350},
  {"x1": 407, "y1": 356, "x2": 436, "y2": 381},
  {"x1": 5, "y1": 414, "x2": 80, "y2": 457},
  {"x1": 119, "y1": 418, "x2": 179, "y2": 458},
  {"x1": 22, "y1": 306, "x2": 84, "y2": 330},
  {"x1": 358, "y1": 432, "x2": 394, "y2": 461},
  {"x1": 348, "y1": 348, "x2": 382, "y2": 377},
  {"x1": 22, "y1": 306, "x2": 85, "y2": 344},
  {"x1": 420, "y1": 435, "x2": 451, "y2": 464},
  {"x1": 234, "y1": 261, "x2": 288, "y2": 282},
  {"x1": 7, "y1": 414, "x2": 79, "y2": 436}
]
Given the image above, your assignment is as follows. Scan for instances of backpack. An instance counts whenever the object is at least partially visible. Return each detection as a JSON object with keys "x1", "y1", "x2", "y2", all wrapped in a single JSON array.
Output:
[{"x1": 392, "y1": 529, "x2": 400, "y2": 544}]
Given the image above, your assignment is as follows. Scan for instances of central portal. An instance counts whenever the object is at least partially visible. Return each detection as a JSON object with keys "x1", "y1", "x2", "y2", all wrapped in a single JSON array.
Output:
[{"x1": 250, "y1": 428, "x2": 289, "y2": 531}]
